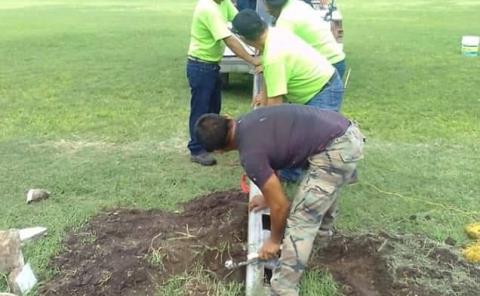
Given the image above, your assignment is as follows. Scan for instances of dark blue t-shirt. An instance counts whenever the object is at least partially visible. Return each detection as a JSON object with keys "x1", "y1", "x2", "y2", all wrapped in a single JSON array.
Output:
[{"x1": 235, "y1": 105, "x2": 349, "y2": 188}]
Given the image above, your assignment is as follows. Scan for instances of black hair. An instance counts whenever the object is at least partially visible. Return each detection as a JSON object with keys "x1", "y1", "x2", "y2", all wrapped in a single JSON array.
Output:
[
  {"x1": 194, "y1": 114, "x2": 230, "y2": 152},
  {"x1": 232, "y1": 9, "x2": 267, "y2": 41}
]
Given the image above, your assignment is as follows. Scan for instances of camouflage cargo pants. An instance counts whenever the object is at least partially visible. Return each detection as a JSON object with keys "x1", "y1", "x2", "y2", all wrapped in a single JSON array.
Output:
[{"x1": 270, "y1": 124, "x2": 365, "y2": 296}]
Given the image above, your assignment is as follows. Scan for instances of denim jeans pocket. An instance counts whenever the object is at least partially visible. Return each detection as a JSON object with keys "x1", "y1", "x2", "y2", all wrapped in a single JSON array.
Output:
[{"x1": 187, "y1": 62, "x2": 219, "y2": 88}]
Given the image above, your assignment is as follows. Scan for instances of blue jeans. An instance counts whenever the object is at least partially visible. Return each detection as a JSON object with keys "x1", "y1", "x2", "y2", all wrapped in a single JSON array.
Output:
[
  {"x1": 279, "y1": 72, "x2": 344, "y2": 182},
  {"x1": 333, "y1": 59, "x2": 346, "y2": 79},
  {"x1": 306, "y1": 71, "x2": 344, "y2": 111},
  {"x1": 186, "y1": 59, "x2": 222, "y2": 155},
  {"x1": 236, "y1": 0, "x2": 256, "y2": 10}
]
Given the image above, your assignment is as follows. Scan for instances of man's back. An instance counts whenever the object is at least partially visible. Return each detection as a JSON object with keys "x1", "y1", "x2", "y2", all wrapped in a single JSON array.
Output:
[
  {"x1": 235, "y1": 105, "x2": 349, "y2": 187},
  {"x1": 275, "y1": 0, "x2": 344, "y2": 64},
  {"x1": 262, "y1": 28, "x2": 335, "y2": 104}
]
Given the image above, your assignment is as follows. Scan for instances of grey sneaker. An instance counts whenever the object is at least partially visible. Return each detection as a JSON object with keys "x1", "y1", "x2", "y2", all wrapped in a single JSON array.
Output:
[{"x1": 190, "y1": 152, "x2": 217, "y2": 166}]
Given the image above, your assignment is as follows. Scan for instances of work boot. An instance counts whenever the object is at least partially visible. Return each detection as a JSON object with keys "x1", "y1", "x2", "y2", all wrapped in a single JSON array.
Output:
[{"x1": 190, "y1": 152, "x2": 217, "y2": 166}]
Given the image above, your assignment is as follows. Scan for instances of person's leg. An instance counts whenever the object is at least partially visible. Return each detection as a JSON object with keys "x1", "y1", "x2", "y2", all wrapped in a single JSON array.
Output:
[
  {"x1": 209, "y1": 67, "x2": 222, "y2": 114},
  {"x1": 187, "y1": 61, "x2": 220, "y2": 164},
  {"x1": 332, "y1": 59, "x2": 346, "y2": 80},
  {"x1": 277, "y1": 168, "x2": 304, "y2": 183},
  {"x1": 318, "y1": 199, "x2": 337, "y2": 234},
  {"x1": 270, "y1": 125, "x2": 364, "y2": 296},
  {"x1": 270, "y1": 173, "x2": 339, "y2": 295},
  {"x1": 306, "y1": 72, "x2": 344, "y2": 112}
]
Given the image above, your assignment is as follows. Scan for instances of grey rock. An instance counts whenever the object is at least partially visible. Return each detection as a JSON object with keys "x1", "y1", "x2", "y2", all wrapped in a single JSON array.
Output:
[{"x1": 0, "y1": 230, "x2": 24, "y2": 273}]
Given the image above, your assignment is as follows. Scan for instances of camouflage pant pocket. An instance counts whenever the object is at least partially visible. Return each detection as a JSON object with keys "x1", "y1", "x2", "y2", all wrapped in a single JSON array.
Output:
[{"x1": 335, "y1": 125, "x2": 365, "y2": 163}]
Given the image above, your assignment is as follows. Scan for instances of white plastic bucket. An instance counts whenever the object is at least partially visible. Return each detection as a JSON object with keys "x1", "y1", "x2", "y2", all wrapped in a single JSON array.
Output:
[{"x1": 461, "y1": 36, "x2": 479, "y2": 57}]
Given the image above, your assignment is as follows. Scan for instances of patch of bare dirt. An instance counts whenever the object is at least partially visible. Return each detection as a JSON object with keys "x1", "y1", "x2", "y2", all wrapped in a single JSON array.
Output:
[
  {"x1": 40, "y1": 190, "x2": 248, "y2": 296},
  {"x1": 40, "y1": 190, "x2": 480, "y2": 296},
  {"x1": 310, "y1": 233, "x2": 480, "y2": 296}
]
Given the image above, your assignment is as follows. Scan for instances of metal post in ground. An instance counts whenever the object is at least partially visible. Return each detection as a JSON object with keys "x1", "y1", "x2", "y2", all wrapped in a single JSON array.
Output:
[{"x1": 246, "y1": 3, "x2": 274, "y2": 295}]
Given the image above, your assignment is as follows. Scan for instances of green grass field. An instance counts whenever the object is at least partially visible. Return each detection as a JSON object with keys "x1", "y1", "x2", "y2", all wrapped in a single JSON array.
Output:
[{"x1": 1, "y1": 0, "x2": 479, "y2": 294}]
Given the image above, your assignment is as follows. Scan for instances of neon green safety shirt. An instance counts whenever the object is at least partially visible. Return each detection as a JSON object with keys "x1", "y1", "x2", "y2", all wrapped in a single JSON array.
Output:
[
  {"x1": 188, "y1": 0, "x2": 238, "y2": 62},
  {"x1": 262, "y1": 28, "x2": 335, "y2": 104},
  {"x1": 275, "y1": 0, "x2": 345, "y2": 64}
]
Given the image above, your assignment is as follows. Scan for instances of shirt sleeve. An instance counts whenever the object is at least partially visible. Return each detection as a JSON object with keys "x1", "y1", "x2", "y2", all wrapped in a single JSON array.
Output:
[
  {"x1": 241, "y1": 152, "x2": 274, "y2": 189},
  {"x1": 226, "y1": 0, "x2": 238, "y2": 21},
  {"x1": 202, "y1": 7, "x2": 232, "y2": 41},
  {"x1": 263, "y1": 59, "x2": 288, "y2": 98},
  {"x1": 276, "y1": 18, "x2": 295, "y2": 32}
]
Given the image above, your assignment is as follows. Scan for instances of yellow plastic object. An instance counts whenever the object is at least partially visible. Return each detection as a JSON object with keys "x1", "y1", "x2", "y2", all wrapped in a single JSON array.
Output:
[
  {"x1": 465, "y1": 222, "x2": 480, "y2": 239},
  {"x1": 463, "y1": 242, "x2": 480, "y2": 263}
]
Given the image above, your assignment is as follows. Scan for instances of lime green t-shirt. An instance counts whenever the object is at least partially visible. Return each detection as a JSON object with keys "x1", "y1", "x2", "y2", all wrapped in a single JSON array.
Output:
[
  {"x1": 188, "y1": 0, "x2": 238, "y2": 62},
  {"x1": 262, "y1": 28, "x2": 335, "y2": 105},
  {"x1": 276, "y1": 0, "x2": 345, "y2": 64}
]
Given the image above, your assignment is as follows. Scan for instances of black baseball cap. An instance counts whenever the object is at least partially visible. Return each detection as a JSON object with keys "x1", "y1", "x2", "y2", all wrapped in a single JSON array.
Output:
[{"x1": 232, "y1": 9, "x2": 267, "y2": 40}]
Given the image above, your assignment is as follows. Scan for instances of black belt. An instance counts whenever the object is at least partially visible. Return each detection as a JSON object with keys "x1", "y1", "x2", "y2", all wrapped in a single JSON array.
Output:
[{"x1": 188, "y1": 56, "x2": 219, "y2": 65}]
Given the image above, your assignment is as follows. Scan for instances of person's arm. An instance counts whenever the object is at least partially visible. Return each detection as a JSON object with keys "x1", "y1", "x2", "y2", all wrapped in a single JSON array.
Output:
[
  {"x1": 253, "y1": 77, "x2": 267, "y2": 107},
  {"x1": 266, "y1": 96, "x2": 283, "y2": 105},
  {"x1": 258, "y1": 173, "x2": 290, "y2": 259},
  {"x1": 224, "y1": 36, "x2": 260, "y2": 66},
  {"x1": 262, "y1": 60, "x2": 288, "y2": 105},
  {"x1": 253, "y1": 75, "x2": 284, "y2": 106},
  {"x1": 203, "y1": 5, "x2": 258, "y2": 65}
]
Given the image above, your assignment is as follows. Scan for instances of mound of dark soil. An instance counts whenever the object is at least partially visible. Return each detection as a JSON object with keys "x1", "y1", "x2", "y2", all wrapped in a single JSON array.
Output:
[
  {"x1": 40, "y1": 190, "x2": 480, "y2": 296},
  {"x1": 40, "y1": 190, "x2": 249, "y2": 296}
]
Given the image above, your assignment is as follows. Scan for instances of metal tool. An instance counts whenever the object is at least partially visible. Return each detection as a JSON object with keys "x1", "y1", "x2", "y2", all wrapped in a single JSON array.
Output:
[
  {"x1": 225, "y1": 252, "x2": 260, "y2": 270},
  {"x1": 225, "y1": 252, "x2": 279, "y2": 270},
  {"x1": 225, "y1": 257, "x2": 260, "y2": 270}
]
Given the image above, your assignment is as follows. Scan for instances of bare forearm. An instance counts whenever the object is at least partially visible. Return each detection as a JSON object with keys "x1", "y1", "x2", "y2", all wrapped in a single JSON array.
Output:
[
  {"x1": 261, "y1": 174, "x2": 290, "y2": 244},
  {"x1": 269, "y1": 203, "x2": 289, "y2": 243},
  {"x1": 224, "y1": 36, "x2": 257, "y2": 65}
]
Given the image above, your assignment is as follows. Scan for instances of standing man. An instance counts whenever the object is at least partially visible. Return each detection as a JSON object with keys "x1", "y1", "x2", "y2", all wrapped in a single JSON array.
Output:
[
  {"x1": 187, "y1": 0, "x2": 259, "y2": 166},
  {"x1": 195, "y1": 105, "x2": 364, "y2": 295},
  {"x1": 232, "y1": 9, "x2": 344, "y2": 111},
  {"x1": 265, "y1": 0, "x2": 347, "y2": 78}
]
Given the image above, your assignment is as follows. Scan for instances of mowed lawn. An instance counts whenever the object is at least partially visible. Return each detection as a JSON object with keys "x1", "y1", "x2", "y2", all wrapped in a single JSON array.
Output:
[{"x1": 0, "y1": 0, "x2": 479, "y2": 294}]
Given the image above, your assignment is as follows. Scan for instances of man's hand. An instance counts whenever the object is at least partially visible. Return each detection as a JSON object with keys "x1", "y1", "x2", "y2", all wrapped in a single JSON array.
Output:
[
  {"x1": 251, "y1": 56, "x2": 261, "y2": 67},
  {"x1": 248, "y1": 194, "x2": 268, "y2": 212},
  {"x1": 251, "y1": 92, "x2": 266, "y2": 107},
  {"x1": 258, "y1": 238, "x2": 281, "y2": 260}
]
